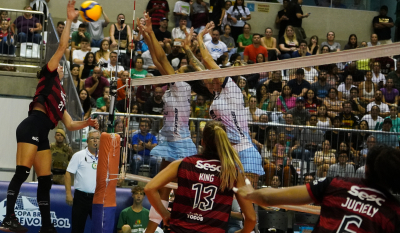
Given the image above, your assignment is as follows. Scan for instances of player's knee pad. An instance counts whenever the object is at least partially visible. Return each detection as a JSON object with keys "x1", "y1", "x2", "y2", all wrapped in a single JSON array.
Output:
[
  {"x1": 149, "y1": 200, "x2": 169, "y2": 224},
  {"x1": 37, "y1": 175, "x2": 52, "y2": 192},
  {"x1": 13, "y1": 166, "x2": 31, "y2": 183}
]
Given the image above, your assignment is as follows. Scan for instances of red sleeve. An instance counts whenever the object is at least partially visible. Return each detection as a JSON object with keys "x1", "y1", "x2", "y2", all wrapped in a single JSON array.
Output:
[
  {"x1": 306, "y1": 183, "x2": 319, "y2": 204},
  {"x1": 84, "y1": 78, "x2": 92, "y2": 88},
  {"x1": 243, "y1": 46, "x2": 249, "y2": 56}
]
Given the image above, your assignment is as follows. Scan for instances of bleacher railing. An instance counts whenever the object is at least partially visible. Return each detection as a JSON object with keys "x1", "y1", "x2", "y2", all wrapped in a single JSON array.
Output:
[
  {"x1": 0, "y1": 8, "x2": 45, "y2": 69},
  {"x1": 90, "y1": 112, "x2": 400, "y2": 187},
  {"x1": 47, "y1": 14, "x2": 84, "y2": 151}
]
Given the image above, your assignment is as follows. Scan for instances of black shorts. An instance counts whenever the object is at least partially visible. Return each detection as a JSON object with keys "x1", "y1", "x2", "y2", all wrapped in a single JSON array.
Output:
[{"x1": 16, "y1": 110, "x2": 54, "y2": 151}]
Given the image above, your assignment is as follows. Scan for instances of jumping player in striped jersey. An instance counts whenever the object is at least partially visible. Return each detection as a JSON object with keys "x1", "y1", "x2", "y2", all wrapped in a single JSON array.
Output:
[
  {"x1": 0, "y1": 1, "x2": 99, "y2": 233},
  {"x1": 196, "y1": 23, "x2": 265, "y2": 188},
  {"x1": 234, "y1": 145, "x2": 400, "y2": 233},
  {"x1": 138, "y1": 14, "x2": 212, "y2": 233},
  {"x1": 145, "y1": 121, "x2": 256, "y2": 233}
]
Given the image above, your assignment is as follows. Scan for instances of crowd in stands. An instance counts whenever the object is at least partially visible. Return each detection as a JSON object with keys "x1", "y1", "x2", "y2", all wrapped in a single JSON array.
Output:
[{"x1": 2, "y1": 1, "x2": 400, "y2": 186}]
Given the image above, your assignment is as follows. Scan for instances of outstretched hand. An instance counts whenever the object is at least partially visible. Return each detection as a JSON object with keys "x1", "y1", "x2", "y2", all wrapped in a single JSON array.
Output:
[
  {"x1": 183, "y1": 27, "x2": 194, "y2": 49},
  {"x1": 67, "y1": 1, "x2": 79, "y2": 21},
  {"x1": 199, "y1": 22, "x2": 214, "y2": 38},
  {"x1": 232, "y1": 178, "x2": 254, "y2": 200},
  {"x1": 87, "y1": 117, "x2": 99, "y2": 130},
  {"x1": 141, "y1": 12, "x2": 153, "y2": 34}
]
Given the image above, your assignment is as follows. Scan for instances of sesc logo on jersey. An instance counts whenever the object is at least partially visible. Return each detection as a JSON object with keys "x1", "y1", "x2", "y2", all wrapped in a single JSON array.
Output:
[{"x1": 195, "y1": 160, "x2": 221, "y2": 172}]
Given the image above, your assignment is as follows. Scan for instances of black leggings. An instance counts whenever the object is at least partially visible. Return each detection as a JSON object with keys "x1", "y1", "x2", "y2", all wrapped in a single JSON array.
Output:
[
  {"x1": 16, "y1": 110, "x2": 54, "y2": 151},
  {"x1": 231, "y1": 26, "x2": 242, "y2": 47}
]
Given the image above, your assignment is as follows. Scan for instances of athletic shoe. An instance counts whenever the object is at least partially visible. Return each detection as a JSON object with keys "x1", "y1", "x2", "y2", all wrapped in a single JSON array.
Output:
[
  {"x1": 0, "y1": 214, "x2": 28, "y2": 233},
  {"x1": 38, "y1": 224, "x2": 57, "y2": 233}
]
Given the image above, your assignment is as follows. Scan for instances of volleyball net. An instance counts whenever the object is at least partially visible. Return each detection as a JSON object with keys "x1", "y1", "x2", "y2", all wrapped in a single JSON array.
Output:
[{"x1": 91, "y1": 42, "x2": 400, "y2": 216}]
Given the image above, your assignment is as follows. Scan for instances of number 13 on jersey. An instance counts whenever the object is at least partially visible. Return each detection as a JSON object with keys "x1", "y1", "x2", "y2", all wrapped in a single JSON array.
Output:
[{"x1": 192, "y1": 183, "x2": 218, "y2": 211}]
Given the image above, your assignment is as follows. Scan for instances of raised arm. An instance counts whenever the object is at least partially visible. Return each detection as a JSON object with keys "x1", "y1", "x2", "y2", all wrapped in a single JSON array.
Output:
[
  {"x1": 198, "y1": 23, "x2": 220, "y2": 70},
  {"x1": 183, "y1": 28, "x2": 205, "y2": 71},
  {"x1": 48, "y1": 0, "x2": 78, "y2": 71}
]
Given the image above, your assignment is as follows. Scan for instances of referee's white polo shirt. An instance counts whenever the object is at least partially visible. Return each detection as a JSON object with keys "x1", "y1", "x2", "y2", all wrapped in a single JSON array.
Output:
[{"x1": 67, "y1": 148, "x2": 98, "y2": 194}]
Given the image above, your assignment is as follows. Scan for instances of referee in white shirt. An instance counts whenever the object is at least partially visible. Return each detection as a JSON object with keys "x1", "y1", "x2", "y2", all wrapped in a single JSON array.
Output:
[{"x1": 65, "y1": 129, "x2": 100, "y2": 233}]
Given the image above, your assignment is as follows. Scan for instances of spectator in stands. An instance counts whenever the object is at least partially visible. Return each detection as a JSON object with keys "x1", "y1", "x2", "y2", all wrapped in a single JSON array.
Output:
[
  {"x1": 205, "y1": 29, "x2": 228, "y2": 61},
  {"x1": 275, "y1": 0, "x2": 289, "y2": 40},
  {"x1": 327, "y1": 150, "x2": 355, "y2": 178},
  {"x1": 303, "y1": 66, "x2": 318, "y2": 84},
  {"x1": 190, "y1": 0, "x2": 209, "y2": 33},
  {"x1": 167, "y1": 45, "x2": 185, "y2": 68},
  {"x1": 325, "y1": 116, "x2": 349, "y2": 150},
  {"x1": 130, "y1": 120, "x2": 158, "y2": 177},
  {"x1": 311, "y1": 70, "x2": 331, "y2": 100},
  {"x1": 244, "y1": 33, "x2": 268, "y2": 63},
  {"x1": 78, "y1": 89, "x2": 92, "y2": 120},
  {"x1": 387, "y1": 59, "x2": 400, "y2": 90},
  {"x1": 71, "y1": 64, "x2": 83, "y2": 92},
  {"x1": 117, "y1": 186, "x2": 149, "y2": 233},
  {"x1": 339, "y1": 101, "x2": 359, "y2": 129},
  {"x1": 287, "y1": 97, "x2": 310, "y2": 125},
  {"x1": 131, "y1": 57, "x2": 148, "y2": 79},
  {"x1": 358, "y1": 135, "x2": 376, "y2": 167},
  {"x1": 210, "y1": 0, "x2": 225, "y2": 29},
  {"x1": 350, "y1": 120, "x2": 370, "y2": 156},
  {"x1": 372, "y1": 61, "x2": 386, "y2": 87},
  {"x1": 273, "y1": 132, "x2": 288, "y2": 165},
  {"x1": 85, "y1": 66, "x2": 110, "y2": 100},
  {"x1": 12, "y1": 6, "x2": 42, "y2": 44},
  {"x1": 361, "y1": 105, "x2": 384, "y2": 130},
  {"x1": 344, "y1": 34, "x2": 358, "y2": 50},
  {"x1": 366, "y1": 90, "x2": 390, "y2": 117},
  {"x1": 227, "y1": 0, "x2": 251, "y2": 45},
  {"x1": 338, "y1": 75, "x2": 356, "y2": 100},
  {"x1": 367, "y1": 33, "x2": 380, "y2": 47},
  {"x1": 95, "y1": 86, "x2": 110, "y2": 111},
  {"x1": 287, "y1": 0, "x2": 309, "y2": 42},
  {"x1": 375, "y1": 118, "x2": 399, "y2": 148},
  {"x1": 360, "y1": 41, "x2": 367, "y2": 47},
  {"x1": 307, "y1": 35, "x2": 319, "y2": 55},
  {"x1": 171, "y1": 16, "x2": 190, "y2": 43},
  {"x1": 280, "y1": 113, "x2": 300, "y2": 143},
  {"x1": 95, "y1": 39, "x2": 110, "y2": 64},
  {"x1": 375, "y1": 56, "x2": 394, "y2": 75},
  {"x1": 79, "y1": 52, "x2": 95, "y2": 80},
  {"x1": 116, "y1": 71, "x2": 132, "y2": 101},
  {"x1": 141, "y1": 50, "x2": 160, "y2": 76},
  {"x1": 321, "y1": 31, "x2": 341, "y2": 52},
  {"x1": 303, "y1": 173, "x2": 315, "y2": 184},
  {"x1": 301, "y1": 115, "x2": 324, "y2": 154},
  {"x1": 220, "y1": 25, "x2": 236, "y2": 58},
  {"x1": 266, "y1": 70, "x2": 284, "y2": 95},
  {"x1": 0, "y1": 11, "x2": 10, "y2": 21},
  {"x1": 192, "y1": 95, "x2": 209, "y2": 118},
  {"x1": 143, "y1": 87, "x2": 164, "y2": 115},
  {"x1": 270, "y1": 175, "x2": 282, "y2": 188},
  {"x1": 235, "y1": 76, "x2": 250, "y2": 107},
  {"x1": 381, "y1": 78, "x2": 399, "y2": 107},
  {"x1": 173, "y1": 0, "x2": 191, "y2": 28},
  {"x1": 314, "y1": 140, "x2": 336, "y2": 178},
  {"x1": 55, "y1": 21, "x2": 71, "y2": 60},
  {"x1": 120, "y1": 41, "x2": 136, "y2": 70},
  {"x1": 110, "y1": 14, "x2": 132, "y2": 50},
  {"x1": 279, "y1": 25, "x2": 299, "y2": 60},
  {"x1": 320, "y1": 45, "x2": 330, "y2": 54},
  {"x1": 136, "y1": 85, "x2": 155, "y2": 105},
  {"x1": 342, "y1": 61, "x2": 364, "y2": 85},
  {"x1": 255, "y1": 84, "x2": 271, "y2": 111},
  {"x1": 155, "y1": 17, "x2": 172, "y2": 54},
  {"x1": 324, "y1": 88, "x2": 342, "y2": 118},
  {"x1": 373, "y1": 5, "x2": 394, "y2": 44},
  {"x1": 103, "y1": 52, "x2": 124, "y2": 79},
  {"x1": 246, "y1": 96, "x2": 266, "y2": 122},
  {"x1": 277, "y1": 85, "x2": 296, "y2": 112},
  {"x1": 358, "y1": 70, "x2": 376, "y2": 105},
  {"x1": 82, "y1": 11, "x2": 109, "y2": 48},
  {"x1": 71, "y1": 23, "x2": 91, "y2": 53},
  {"x1": 260, "y1": 129, "x2": 277, "y2": 162},
  {"x1": 251, "y1": 114, "x2": 272, "y2": 151},
  {"x1": 304, "y1": 89, "x2": 321, "y2": 115},
  {"x1": 261, "y1": 27, "x2": 280, "y2": 61},
  {"x1": 292, "y1": 40, "x2": 311, "y2": 58},
  {"x1": 0, "y1": 19, "x2": 15, "y2": 55},
  {"x1": 237, "y1": 23, "x2": 252, "y2": 56},
  {"x1": 316, "y1": 105, "x2": 331, "y2": 128},
  {"x1": 72, "y1": 37, "x2": 90, "y2": 65},
  {"x1": 146, "y1": 0, "x2": 169, "y2": 30},
  {"x1": 287, "y1": 68, "x2": 310, "y2": 97}
]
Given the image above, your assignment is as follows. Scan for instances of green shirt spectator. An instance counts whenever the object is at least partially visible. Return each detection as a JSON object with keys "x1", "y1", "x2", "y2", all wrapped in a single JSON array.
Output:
[
  {"x1": 71, "y1": 30, "x2": 91, "y2": 46},
  {"x1": 237, "y1": 34, "x2": 253, "y2": 53},
  {"x1": 117, "y1": 206, "x2": 149, "y2": 233},
  {"x1": 131, "y1": 69, "x2": 148, "y2": 79}
]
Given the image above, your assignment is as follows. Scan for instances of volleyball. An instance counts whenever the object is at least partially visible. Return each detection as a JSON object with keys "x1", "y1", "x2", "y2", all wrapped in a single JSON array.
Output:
[{"x1": 80, "y1": 1, "x2": 102, "y2": 22}]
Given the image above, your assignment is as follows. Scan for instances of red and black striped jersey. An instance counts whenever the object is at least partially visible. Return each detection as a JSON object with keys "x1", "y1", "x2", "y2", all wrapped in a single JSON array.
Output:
[
  {"x1": 146, "y1": 0, "x2": 169, "y2": 26},
  {"x1": 170, "y1": 154, "x2": 235, "y2": 233},
  {"x1": 306, "y1": 177, "x2": 400, "y2": 233},
  {"x1": 29, "y1": 64, "x2": 66, "y2": 128}
]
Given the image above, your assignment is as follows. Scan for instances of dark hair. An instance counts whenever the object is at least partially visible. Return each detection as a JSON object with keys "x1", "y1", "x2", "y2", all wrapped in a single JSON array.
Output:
[
  {"x1": 253, "y1": 33, "x2": 261, "y2": 38},
  {"x1": 326, "y1": 31, "x2": 335, "y2": 37},
  {"x1": 308, "y1": 35, "x2": 319, "y2": 51},
  {"x1": 332, "y1": 116, "x2": 341, "y2": 123},
  {"x1": 234, "y1": 76, "x2": 249, "y2": 94},
  {"x1": 79, "y1": 89, "x2": 91, "y2": 113},
  {"x1": 366, "y1": 145, "x2": 400, "y2": 193},
  {"x1": 110, "y1": 51, "x2": 118, "y2": 57},
  {"x1": 299, "y1": 40, "x2": 307, "y2": 46},
  {"x1": 347, "y1": 34, "x2": 358, "y2": 49},
  {"x1": 134, "y1": 56, "x2": 143, "y2": 68},
  {"x1": 350, "y1": 87, "x2": 359, "y2": 94},
  {"x1": 70, "y1": 64, "x2": 80, "y2": 80},
  {"x1": 321, "y1": 45, "x2": 331, "y2": 53},
  {"x1": 380, "y1": 5, "x2": 388, "y2": 11},
  {"x1": 281, "y1": 85, "x2": 292, "y2": 98},
  {"x1": 216, "y1": 54, "x2": 228, "y2": 66},
  {"x1": 256, "y1": 53, "x2": 265, "y2": 63},
  {"x1": 242, "y1": 23, "x2": 251, "y2": 31},
  {"x1": 305, "y1": 89, "x2": 318, "y2": 103},
  {"x1": 117, "y1": 13, "x2": 125, "y2": 19},
  {"x1": 224, "y1": 24, "x2": 231, "y2": 31},
  {"x1": 131, "y1": 186, "x2": 145, "y2": 195},
  {"x1": 78, "y1": 23, "x2": 86, "y2": 28},
  {"x1": 81, "y1": 37, "x2": 90, "y2": 43},
  {"x1": 232, "y1": 0, "x2": 246, "y2": 17},
  {"x1": 265, "y1": 27, "x2": 273, "y2": 33},
  {"x1": 359, "y1": 120, "x2": 369, "y2": 129},
  {"x1": 57, "y1": 21, "x2": 65, "y2": 27},
  {"x1": 229, "y1": 53, "x2": 241, "y2": 64},
  {"x1": 256, "y1": 84, "x2": 268, "y2": 104},
  {"x1": 342, "y1": 100, "x2": 352, "y2": 108},
  {"x1": 83, "y1": 52, "x2": 95, "y2": 66},
  {"x1": 328, "y1": 87, "x2": 338, "y2": 96},
  {"x1": 180, "y1": 16, "x2": 188, "y2": 21}
]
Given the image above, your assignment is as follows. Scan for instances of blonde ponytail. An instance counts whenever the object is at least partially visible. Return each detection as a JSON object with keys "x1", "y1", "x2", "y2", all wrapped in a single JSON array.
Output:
[{"x1": 203, "y1": 121, "x2": 245, "y2": 192}]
